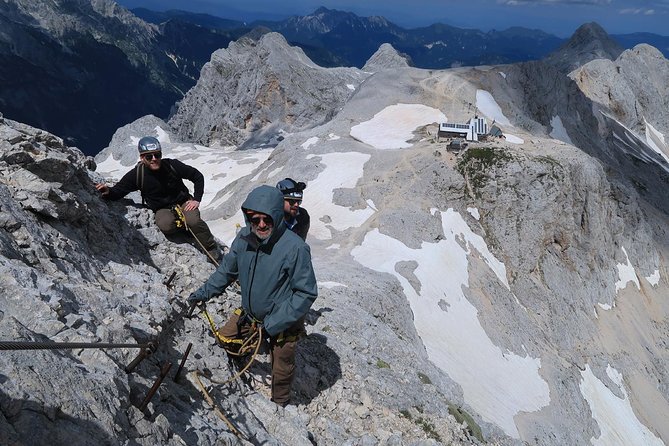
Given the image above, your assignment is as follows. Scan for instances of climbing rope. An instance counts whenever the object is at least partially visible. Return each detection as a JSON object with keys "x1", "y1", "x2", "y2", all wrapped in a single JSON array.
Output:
[
  {"x1": 193, "y1": 304, "x2": 264, "y2": 387},
  {"x1": 192, "y1": 370, "x2": 247, "y2": 440},
  {"x1": 173, "y1": 204, "x2": 220, "y2": 266}
]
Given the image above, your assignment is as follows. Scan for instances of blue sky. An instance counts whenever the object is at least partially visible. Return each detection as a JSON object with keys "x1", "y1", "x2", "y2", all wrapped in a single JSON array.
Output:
[{"x1": 116, "y1": 0, "x2": 667, "y2": 37}]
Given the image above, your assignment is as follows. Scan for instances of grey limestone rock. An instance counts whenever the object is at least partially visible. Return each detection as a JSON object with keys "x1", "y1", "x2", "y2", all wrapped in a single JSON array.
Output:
[
  {"x1": 168, "y1": 32, "x2": 370, "y2": 148},
  {"x1": 363, "y1": 43, "x2": 412, "y2": 71}
]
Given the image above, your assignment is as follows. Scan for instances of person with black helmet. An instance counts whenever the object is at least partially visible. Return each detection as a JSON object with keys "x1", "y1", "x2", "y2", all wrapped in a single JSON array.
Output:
[
  {"x1": 276, "y1": 178, "x2": 310, "y2": 241},
  {"x1": 95, "y1": 136, "x2": 219, "y2": 261}
]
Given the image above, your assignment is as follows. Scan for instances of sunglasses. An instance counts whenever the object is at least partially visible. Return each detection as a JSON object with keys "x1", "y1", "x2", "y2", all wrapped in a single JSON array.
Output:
[
  {"x1": 248, "y1": 215, "x2": 273, "y2": 225},
  {"x1": 142, "y1": 152, "x2": 162, "y2": 161},
  {"x1": 285, "y1": 198, "x2": 302, "y2": 205}
]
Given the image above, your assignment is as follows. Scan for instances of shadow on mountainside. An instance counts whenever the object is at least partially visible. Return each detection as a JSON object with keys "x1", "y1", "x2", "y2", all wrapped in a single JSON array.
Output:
[
  {"x1": 84, "y1": 199, "x2": 164, "y2": 269},
  {"x1": 293, "y1": 333, "x2": 342, "y2": 405},
  {"x1": 0, "y1": 378, "x2": 116, "y2": 446}
]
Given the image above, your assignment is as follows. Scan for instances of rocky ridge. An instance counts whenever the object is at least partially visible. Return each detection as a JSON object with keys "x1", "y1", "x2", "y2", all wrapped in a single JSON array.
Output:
[
  {"x1": 168, "y1": 32, "x2": 369, "y2": 148},
  {"x1": 570, "y1": 43, "x2": 669, "y2": 137}
]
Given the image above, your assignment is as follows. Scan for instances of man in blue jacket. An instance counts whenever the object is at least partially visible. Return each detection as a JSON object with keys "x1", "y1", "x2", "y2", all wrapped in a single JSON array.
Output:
[{"x1": 189, "y1": 185, "x2": 318, "y2": 406}]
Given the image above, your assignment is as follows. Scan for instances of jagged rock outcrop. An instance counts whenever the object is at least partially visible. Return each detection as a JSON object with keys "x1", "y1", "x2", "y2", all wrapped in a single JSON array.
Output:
[
  {"x1": 168, "y1": 32, "x2": 369, "y2": 148},
  {"x1": 570, "y1": 44, "x2": 669, "y2": 137},
  {"x1": 1, "y1": 0, "x2": 156, "y2": 56},
  {"x1": 0, "y1": 0, "x2": 215, "y2": 154},
  {"x1": 467, "y1": 23, "x2": 669, "y2": 213},
  {"x1": 362, "y1": 43, "x2": 412, "y2": 71}
]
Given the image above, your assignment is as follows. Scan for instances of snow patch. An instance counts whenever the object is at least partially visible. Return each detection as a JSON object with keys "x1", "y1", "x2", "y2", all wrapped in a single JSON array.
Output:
[
  {"x1": 615, "y1": 247, "x2": 640, "y2": 293},
  {"x1": 346, "y1": 84, "x2": 355, "y2": 91},
  {"x1": 645, "y1": 270, "x2": 660, "y2": 286},
  {"x1": 350, "y1": 103, "x2": 446, "y2": 150},
  {"x1": 644, "y1": 119, "x2": 669, "y2": 164},
  {"x1": 352, "y1": 208, "x2": 546, "y2": 437},
  {"x1": 504, "y1": 134, "x2": 524, "y2": 144},
  {"x1": 580, "y1": 365, "x2": 663, "y2": 446},
  {"x1": 467, "y1": 207, "x2": 480, "y2": 220},
  {"x1": 425, "y1": 41, "x2": 447, "y2": 50},
  {"x1": 95, "y1": 154, "x2": 132, "y2": 178},
  {"x1": 155, "y1": 127, "x2": 171, "y2": 143},
  {"x1": 305, "y1": 152, "x2": 375, "y2": 240},
  {"x1": 302, "y1": 137, "x2": 319, "y2": 150},
  {"x1": 549, "y1": 115, "x2": 574, "y2": 145},
  {"x1": 328, "y1": 133, "x2": 340, "y2": 141},
  {"x1": 266, "y1": 167, "x2": 283, "y2": 180},
  {"x1": 499, "y1": 71, "x2": 507, "y2": 79},
  {"x1": 476, "y1": 90, "x2": 511, "y2": 126}
]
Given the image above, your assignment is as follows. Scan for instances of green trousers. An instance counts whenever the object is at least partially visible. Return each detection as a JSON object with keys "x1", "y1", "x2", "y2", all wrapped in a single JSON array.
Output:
[{"x1": 154, "y1": 207, "x2": 216, "y2": 252}]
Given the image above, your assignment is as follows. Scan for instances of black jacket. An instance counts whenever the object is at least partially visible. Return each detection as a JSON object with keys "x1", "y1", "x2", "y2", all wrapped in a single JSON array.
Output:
[
  {"x1": 287, "y1": 207, "x2": 310, "y2": 242},
  {"x1": 104, "y1": 159, "x2": 204, "y2": 211}
]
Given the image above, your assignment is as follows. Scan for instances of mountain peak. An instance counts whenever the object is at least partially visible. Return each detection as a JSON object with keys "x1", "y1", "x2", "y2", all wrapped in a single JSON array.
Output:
[
  {"x1": 363, "y1": 43, "x2": 412, "y2": 71},
  {"x1": 545, "y1": 21, "x2": 623, "y2": 72}
]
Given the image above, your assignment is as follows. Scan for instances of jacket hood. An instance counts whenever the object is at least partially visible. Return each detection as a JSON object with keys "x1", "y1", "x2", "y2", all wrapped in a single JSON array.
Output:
[{"x1": 241, "y1": 185, "x2": 286, "y2": 239}]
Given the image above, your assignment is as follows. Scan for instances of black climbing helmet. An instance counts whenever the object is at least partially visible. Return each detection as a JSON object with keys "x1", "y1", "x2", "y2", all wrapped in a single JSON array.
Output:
[
  {"x1": 276, "y1": 178, "x2": 306, "y2": 200},
  {"x1": 138, "y1": 136, "x2": 161, "y2": 154}
]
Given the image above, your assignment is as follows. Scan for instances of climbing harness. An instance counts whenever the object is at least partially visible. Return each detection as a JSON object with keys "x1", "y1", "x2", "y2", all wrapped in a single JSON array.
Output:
[
  {"x1": 172, "y1": 204, "x2": 186, "y2": 229},
  {"x1": 171, "y1": 204, "x2": 220, "y2": 266},
  {"x1": 134, "y1": 160, "x2": 219, "y2": 264},
  {"x1": 192, "y1": 305, "x2": 264, "y2": 388}
]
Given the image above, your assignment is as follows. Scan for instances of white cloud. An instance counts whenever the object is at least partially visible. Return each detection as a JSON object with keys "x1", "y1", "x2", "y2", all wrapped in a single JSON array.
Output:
[{"x1": 619, "y1": 8, "x2": 655, "y2": 14}]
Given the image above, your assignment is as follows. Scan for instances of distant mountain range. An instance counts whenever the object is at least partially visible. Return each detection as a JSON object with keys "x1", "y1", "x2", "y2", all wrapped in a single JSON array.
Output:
[
  {"x1": 133, "y1": 6, "x2": 669, "y2": 68},
  {"x1": 1, "y1": 1, "x2": 667, "y2": 156}
]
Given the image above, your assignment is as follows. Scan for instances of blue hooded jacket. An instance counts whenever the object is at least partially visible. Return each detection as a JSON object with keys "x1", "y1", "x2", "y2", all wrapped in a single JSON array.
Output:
[{"x1": 191, "y1": 185, "x2": 318, "y2": 336}]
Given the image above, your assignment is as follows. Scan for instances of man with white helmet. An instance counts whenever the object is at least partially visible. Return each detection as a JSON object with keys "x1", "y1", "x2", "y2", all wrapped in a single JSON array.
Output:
[{"x1": 95, "y1": 136, "x2": 219, "y2": 261}]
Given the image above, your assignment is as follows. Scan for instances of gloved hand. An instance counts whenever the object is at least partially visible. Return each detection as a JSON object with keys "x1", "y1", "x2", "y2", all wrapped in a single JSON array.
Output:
[{"x1": 187, "y1": 292, "x2": 208, "y2": 303}]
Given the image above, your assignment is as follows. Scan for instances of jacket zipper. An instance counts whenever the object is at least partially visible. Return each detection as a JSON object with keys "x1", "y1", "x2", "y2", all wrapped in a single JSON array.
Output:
[{"x1": 247, "y1": 246, "x2": 260, "y2": 318}]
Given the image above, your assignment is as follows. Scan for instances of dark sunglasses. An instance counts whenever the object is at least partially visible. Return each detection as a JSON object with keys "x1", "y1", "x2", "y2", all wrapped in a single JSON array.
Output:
[
  {"x1": 248, "y1": 215, "x2": 273, "y2": 225},
  {"x1": 285, "y1": 198, "x2": 302, "y2": 205},
  {"x1": 142, "y1": 152, "x2": 162, "y2": 161}
]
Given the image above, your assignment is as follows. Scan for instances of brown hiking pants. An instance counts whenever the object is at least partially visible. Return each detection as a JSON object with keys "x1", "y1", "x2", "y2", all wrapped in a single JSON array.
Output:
[
  {"x1": 217, "y1": 312, "x2": 305, "y2": 405},
  {"x1": 154, "y1": 207, "x2": 216, "y2": 251}
]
